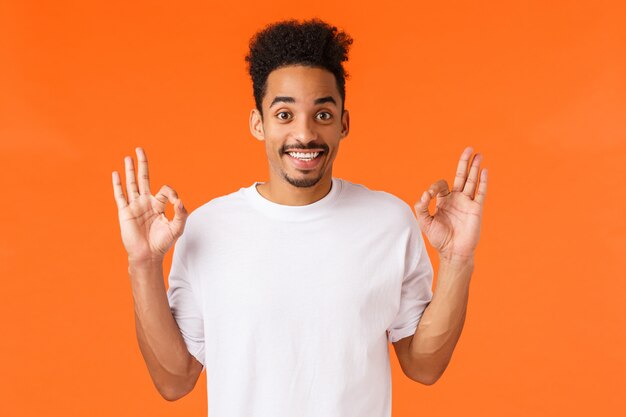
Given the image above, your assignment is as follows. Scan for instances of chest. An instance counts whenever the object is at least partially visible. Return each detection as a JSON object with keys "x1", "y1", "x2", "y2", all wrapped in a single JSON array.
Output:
[{"x1": 191, "y1": 219, "x2": 405, "y2": 336}]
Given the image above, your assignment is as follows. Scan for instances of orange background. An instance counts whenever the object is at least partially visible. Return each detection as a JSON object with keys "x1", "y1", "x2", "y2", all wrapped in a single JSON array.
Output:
[{"x1": 1, "y1": 1, "x2": 625, "y2": 416}]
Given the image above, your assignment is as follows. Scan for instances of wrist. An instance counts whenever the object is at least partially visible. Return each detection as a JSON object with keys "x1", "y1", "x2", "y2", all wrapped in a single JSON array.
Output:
[
  {"x1": 438, "y1": 252, "x2": 475, "y2": 269},
  {"x1": 128, "y1": 256, "x2": 164, "y2": 272}
]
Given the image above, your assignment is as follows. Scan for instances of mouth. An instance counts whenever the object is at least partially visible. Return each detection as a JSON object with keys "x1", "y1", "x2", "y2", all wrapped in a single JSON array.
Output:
[{"x1": 283, "y1": 150, "x2": 325, "y2": 170}]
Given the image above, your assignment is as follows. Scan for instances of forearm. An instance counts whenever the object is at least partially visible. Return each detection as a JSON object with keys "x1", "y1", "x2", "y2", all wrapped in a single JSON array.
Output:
[
  {"x1": 128, "y1": 260, "x2": 197, "y2": 398},
  {"x1": 409, "y1": 255, "x2": 474, "y2": 383}
]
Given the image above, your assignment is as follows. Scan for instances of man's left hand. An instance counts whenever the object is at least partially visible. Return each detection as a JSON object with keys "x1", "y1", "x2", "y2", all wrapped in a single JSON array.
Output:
[{"x1": 414, "y1": 147, "x2": 488, "y2": 260}]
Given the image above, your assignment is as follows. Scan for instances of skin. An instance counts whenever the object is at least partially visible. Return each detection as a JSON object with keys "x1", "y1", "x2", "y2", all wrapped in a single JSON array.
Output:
[
  {"x1": 392, "y1": 148, "x2": 488, "y2": 384},
  {"x1": 112, "y1": 64, "x2": 488, "y2": 391},
  {"x1": 249, "y1": 65, "x2": 350, "y2": 206},
  {"x1": 112, "y1": 149, "x2": 199, "y2": 401}
]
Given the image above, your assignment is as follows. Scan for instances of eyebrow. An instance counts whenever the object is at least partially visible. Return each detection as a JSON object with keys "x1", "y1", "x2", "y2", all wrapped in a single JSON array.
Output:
[{"x1": 269, "y1": 96, "x2": 337, "y2": 108}]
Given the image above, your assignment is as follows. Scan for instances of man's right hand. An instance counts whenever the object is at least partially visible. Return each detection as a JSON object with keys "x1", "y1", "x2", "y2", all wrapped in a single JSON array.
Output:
[{"x1": 112, "y1": 147, "x2": 188, "y2": 265}]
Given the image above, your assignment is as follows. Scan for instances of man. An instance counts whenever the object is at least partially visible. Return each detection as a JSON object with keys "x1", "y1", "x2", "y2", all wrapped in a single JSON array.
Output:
[{"x1": 112, "y1": 18, "x2": 487, "y2": 417}]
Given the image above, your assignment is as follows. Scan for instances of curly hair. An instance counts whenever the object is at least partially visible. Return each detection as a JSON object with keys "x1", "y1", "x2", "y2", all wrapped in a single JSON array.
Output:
[{"x1": 245, "y1": 18, "x2": 353, "y2": 116}]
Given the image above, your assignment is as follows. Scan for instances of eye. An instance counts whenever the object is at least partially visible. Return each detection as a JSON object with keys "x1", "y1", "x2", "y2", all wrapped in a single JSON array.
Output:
[
  {"x1": 316, "y1": 111, "x2": 332, "y2": 121},
  {"x1": 276, "y1": 111, "x2": 292, "y2": 121}
]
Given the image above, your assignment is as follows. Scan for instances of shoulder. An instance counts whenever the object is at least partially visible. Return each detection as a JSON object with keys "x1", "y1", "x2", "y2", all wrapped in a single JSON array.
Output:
[
  {"x1": 185, "y1": 186, "x2": 250, "y2": 228},
  {"x1": 337, "y1": 178, "x2": 416, "y2": 224},
  {"x1": 339, "y1": 178, "x2": 415, "y2": 213}
]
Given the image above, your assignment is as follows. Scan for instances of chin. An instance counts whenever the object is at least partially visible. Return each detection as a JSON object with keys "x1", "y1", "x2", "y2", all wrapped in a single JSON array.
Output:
[{"x1": 282, "y1": 172, "x2": 324, "y2": 188}]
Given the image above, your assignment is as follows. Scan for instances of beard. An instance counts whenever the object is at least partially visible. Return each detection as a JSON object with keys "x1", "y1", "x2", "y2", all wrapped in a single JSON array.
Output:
[
  {"x1": 282, "y1": 170, "x2": 323, "y2": 188},
  {"x1": 278, "y1": 143, "x2": 329, "y2": 188}
]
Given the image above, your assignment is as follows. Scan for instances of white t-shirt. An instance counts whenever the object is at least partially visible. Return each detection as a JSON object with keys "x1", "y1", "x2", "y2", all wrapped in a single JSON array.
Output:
[{"x1": 166, "y1": 177, "x2": 433, "y2": 417}]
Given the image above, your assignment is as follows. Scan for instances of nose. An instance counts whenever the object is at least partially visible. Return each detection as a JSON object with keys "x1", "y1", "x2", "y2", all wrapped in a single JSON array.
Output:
[{"x1": 292, "y1": 116, "x2": 318, "y2": 144}]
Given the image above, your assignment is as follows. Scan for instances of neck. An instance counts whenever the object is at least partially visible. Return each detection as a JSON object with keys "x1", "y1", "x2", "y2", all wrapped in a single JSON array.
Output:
[{"x1": 256, "y1": 173, "x2": 333, "y2": 206}]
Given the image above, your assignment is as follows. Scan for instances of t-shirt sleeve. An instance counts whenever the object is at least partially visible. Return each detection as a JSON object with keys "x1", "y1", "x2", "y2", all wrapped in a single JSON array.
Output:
[
  {"x1": 166, "y1": 230, "x2": 206, "y2": 371},
  {"x1": 386, "y1": 213, "x2": 434, "y2": 343}
]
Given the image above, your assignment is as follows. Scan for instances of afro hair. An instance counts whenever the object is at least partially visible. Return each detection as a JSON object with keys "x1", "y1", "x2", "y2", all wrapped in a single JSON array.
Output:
[{"x1": 245, "y1": 18, "x2": 353, "y2": 116}]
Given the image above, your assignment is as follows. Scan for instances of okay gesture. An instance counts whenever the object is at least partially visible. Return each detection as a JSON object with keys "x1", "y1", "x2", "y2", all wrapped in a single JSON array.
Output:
[
  {"x1": 112, "y1": 147, "x2": 188, "y2": 264},
  {"x1": 414, "y1": 147, "x2": 488, "y2": 260}
]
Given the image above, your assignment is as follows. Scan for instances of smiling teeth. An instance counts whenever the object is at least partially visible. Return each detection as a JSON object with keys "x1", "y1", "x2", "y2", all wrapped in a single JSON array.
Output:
[{"x1": 288, "y1": 152, "x2": 320, "y2": 160}]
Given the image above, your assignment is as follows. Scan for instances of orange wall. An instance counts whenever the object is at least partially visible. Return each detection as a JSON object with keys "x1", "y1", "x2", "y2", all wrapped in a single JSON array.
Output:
[{"x1": 1, "y1": 1, "x2": 625, "y2": 416}]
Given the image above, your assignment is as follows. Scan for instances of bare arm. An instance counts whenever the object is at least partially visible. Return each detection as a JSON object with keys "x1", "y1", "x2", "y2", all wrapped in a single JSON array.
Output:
[
  {"x1": 394, "y1": 147, "x2": 487, "y2": 384},
  {"x1": 129, "y1": 260, "x2": 203, "y2": 401},
  {"x1": 393, "y1": 256, "x2": 473, "y2": 385},
  {"x1": 112, "y1": 147, "x2": 202, "y2": 400}
]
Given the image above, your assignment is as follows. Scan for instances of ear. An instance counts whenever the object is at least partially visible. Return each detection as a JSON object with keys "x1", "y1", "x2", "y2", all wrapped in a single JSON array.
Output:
[
  {"x1": 249, "y1": 109, "x2": 265, "y2": 141},
  {"x1": 340, "y1": 109, "x2": 350, "y2": 140}
]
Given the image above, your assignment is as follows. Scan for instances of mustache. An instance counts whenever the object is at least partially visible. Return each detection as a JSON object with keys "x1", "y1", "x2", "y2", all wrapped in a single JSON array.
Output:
[{"x1": 281, "y1": 143, "x2": 329, "y2": 154}]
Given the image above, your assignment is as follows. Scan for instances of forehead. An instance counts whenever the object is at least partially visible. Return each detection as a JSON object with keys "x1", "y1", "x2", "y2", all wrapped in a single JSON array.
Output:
[{"x1": 264, "y1": 65, "x2": 339, "y2": 105}]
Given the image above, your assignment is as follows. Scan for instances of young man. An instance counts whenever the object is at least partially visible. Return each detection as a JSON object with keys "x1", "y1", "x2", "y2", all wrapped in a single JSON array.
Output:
[{"x1": 112, "y1": 18, "x2": 487, "y2": 417}]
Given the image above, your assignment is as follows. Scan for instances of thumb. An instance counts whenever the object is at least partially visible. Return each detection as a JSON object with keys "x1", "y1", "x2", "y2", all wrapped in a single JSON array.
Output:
[
  {"x1": 414, "y1": 190, "x2": 434, "y2": 232},
  {"x1": 171, "y1": 198, "x2": 188, "y2": 237}
]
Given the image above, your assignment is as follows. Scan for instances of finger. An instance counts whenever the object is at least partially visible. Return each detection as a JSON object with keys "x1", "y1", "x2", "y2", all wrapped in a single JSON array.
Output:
[
  {"x1": 111, "y1": 171, "x2": 128, "y2": 210},
  {"x1": 154, "y1": 184, "x2": 179, "y2": 214},
  {"x1": 155, "y1": 185, "x2": 188, "y2": 236},
  {"x1": 171, "y1": 197, "x2": 188, "y2": 237},
  {"x1": 429, "y1": 179, "x2": 451, "y2": 199},
  {"x1": 414, "y1": 189, "x2": 434, "y2": 231},
  {"x1": 452, "y1": 146, "x2": 474, "y2": 192},
  {"x1": 474, "y1": 168, "x2": 488, "y2": 205},
  {"x1": 414, "y1": 179, "x2": 450, "y2": 231},
  {"x1": 125, "y1": 156, "x2": 140, "y2": 202},
  {"x1": 136, "y1": 147, "x2": 151, "y2": 196},
  {"x1": 462, "y1": 153, "x2": 483, "y2": 198}
]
